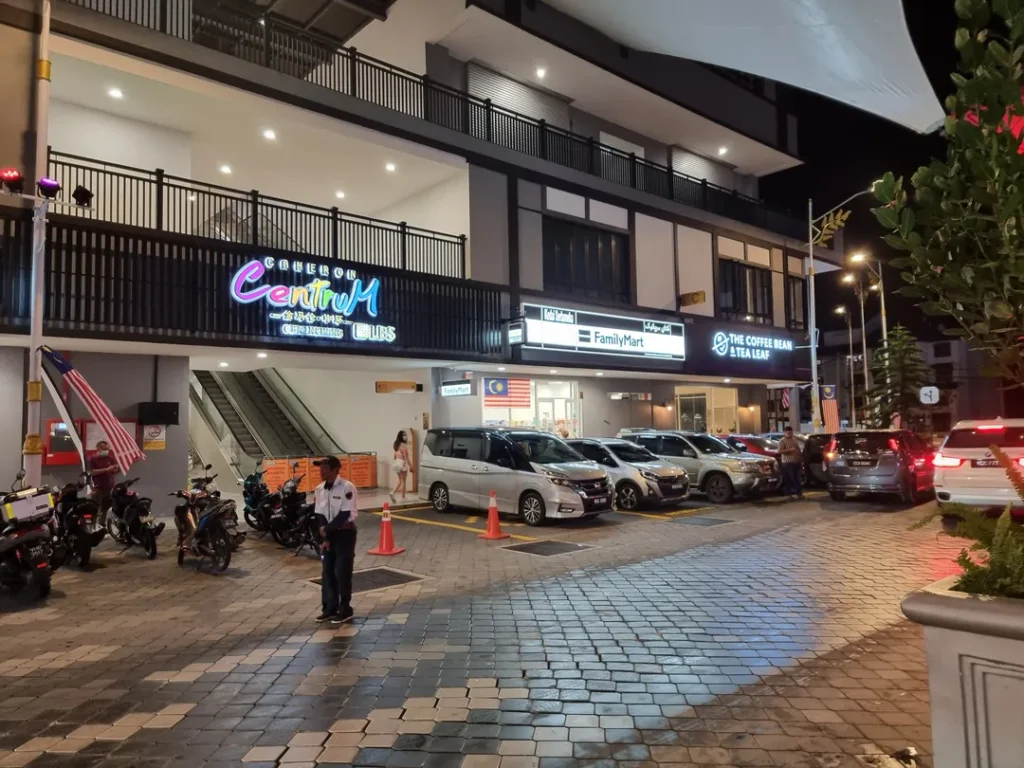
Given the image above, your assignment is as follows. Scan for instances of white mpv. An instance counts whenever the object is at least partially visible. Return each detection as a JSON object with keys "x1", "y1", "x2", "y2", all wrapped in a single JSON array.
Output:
[{"x1": 933, "y1": 419, "x2": 1024, "y2": 509}]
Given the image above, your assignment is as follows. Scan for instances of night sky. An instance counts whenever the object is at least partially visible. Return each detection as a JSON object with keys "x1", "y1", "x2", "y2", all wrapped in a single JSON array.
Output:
[{"x1": 760, "y1": 0, "x2": 958, "y2": 339}]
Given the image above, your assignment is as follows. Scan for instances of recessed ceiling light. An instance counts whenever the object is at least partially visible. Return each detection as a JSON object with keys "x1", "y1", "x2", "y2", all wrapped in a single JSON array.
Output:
[
  {"x1": 219, "y1": 164, "x2": 232, "y2": 175},
  {"x1": 218, "y1": 361, "x2": 229, "y2": 368},
  {"x1": 723, "y1": 378, "x2": 731, "y2": 383},
  {"x1": 717, "y1": 146, "x2": 728, "y2": 157},
  {"x1": 549, "y1": 369, "x2": 558, "y2": 374},
  {"x1": 262, "y1": 128, "x2": 276, "y2": 141},
  {"x1": 536, "y1": 67, "x2": 547, "y2": 79},
  {"x1": 385, "y1": 162, "x2": 397, "y2": 173},
  {"x1": 107, "y1": 87, "x2": 123, "y2": 99},
  {"x1": 595, "y1": 372, "x2": 604, "y2": 376},
  {"x1": 257, "y1": 352, "x2": 268, "y2": 359},
  {"x1": 335, "y1": 190, "x2": 346, "y2": 200},
  {"x1": 498, "y1": 366, "x2": 506, "y2": 372}
]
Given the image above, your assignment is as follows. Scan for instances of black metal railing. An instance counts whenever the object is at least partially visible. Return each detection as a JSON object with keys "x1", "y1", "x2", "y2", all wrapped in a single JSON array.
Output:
[
  {"x1": 48, "y1": 150, "x2": 467, "y2": 278},
  {"x1": 60, "y1": 0, "x2": 805, "y2": 240},
  {"x1": 0, "y1": 206, "x2": 503, "y2": 358}
]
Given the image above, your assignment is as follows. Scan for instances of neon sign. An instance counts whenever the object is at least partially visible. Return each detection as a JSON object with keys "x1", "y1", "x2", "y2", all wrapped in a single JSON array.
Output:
[
  {"x1": 711, "y1": 331, "x2": 793, "y2": 361},
  {"x1": 230, "y1": 257, "x2": 396, "y2": 343}
]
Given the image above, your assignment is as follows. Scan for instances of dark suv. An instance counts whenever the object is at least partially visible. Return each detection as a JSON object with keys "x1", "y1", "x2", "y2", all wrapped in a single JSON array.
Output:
[{"x1": 824, "y1": 430, "x2": 934, "y2": 503}]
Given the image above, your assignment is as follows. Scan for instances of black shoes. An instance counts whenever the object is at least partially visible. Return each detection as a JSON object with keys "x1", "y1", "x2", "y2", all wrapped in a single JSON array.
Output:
[
  {"x1": 316, "y1": 612, "x2": 338, "y2": 623},
  {"x1": 330, "y1": 614, "x2": 353, "y2": 626}
]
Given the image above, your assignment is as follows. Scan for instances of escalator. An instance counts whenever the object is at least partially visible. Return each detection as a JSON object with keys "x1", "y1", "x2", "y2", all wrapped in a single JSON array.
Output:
[
  {"x1": 219, "y1": 371, "x2": 316, "y2": 457},
  {"x1": 192, "y1": 370, "x2": 263, "y2": 457}
]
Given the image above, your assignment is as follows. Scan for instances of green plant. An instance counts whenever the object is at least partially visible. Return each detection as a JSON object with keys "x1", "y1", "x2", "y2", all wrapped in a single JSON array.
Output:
[
  {"x1": 871, "y1": 0, "x2": 1024, "y2": 383},
  {"x1": 915, "y1": 445, "x2": 1024, "y2": 597},
  {"x1": 863, "y1": 325, "x2": 933, "y2": 427}
]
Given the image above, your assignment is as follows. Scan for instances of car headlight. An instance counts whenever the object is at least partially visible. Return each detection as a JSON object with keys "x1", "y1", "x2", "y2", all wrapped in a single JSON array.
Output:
[
  {"x1": 545, "y1": 473, "x2": 575, "y2": 487},
  {"x1": 731, "y1": 462, "x2": 758, "y2": 473},
  {"x1": 639, "y1": 469, "x2": 660, "y2": 482}
]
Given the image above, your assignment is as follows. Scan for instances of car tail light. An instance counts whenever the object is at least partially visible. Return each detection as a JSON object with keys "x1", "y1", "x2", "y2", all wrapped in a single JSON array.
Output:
[
  {"x1": 888, "y1": 438, "x2": 900, "y2": 452},
  {"x1": 932, "y1": 452, "x2": 963, "y2": 468},
  {"x1": 824, "y1": 438, "x2": 837, "y2": 461},
  {"x1": 977, "y1": 424, "x2": 1006, "y2": 431}
]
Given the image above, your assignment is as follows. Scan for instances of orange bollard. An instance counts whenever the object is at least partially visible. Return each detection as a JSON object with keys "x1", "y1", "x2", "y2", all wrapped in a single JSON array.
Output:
[
  {"x1": 368, "y1": 504, "x2": 406, "y2": 555},
  {"x1": 479, "y1": 491, "x2": 510, "y2": 540}
]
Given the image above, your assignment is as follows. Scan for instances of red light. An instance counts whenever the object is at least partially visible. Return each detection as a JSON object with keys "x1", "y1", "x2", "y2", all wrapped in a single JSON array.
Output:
[
  {"x1": 36, "y1": 562, "x2": 48, "y2": 569},
  {"x1": 1016, "y1": 458, "x2": 1024, "y2": 468},
  {"x1": 933, "y1": 452, "x2": 963, "y2": 468},
  {"x1": 0, "y1": 168, "x2": 24, "y2": 194},
  {"x1": 888, "y1": 438, "x2": 900, "y2": 452},
  {"x1": 977, "y1": 424, "x2": 1006, "y2": 431}
]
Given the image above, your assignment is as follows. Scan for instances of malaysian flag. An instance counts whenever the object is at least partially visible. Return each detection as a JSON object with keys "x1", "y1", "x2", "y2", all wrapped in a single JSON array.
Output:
[
  {"x1": 40, "y1": 347, "x2": 146, "y2": 474},
  {"x1": 483, "y1": 378, "x2": 532, "y2": 408},
  {"x1": 820, "y1": 384, "x2": 840, "y2": 433}
]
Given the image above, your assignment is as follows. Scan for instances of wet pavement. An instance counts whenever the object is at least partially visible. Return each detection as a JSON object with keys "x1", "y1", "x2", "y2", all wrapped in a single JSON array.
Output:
[{"x1": 0, "y1": 495, "x2": 957, "y2": 768}]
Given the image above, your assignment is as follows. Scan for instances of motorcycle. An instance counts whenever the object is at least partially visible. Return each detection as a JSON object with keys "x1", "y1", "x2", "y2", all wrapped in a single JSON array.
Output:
[
  {"x1": 107, "y1": 478, "x2": 164, "y2": 559},
  {"x1": 170, "y1": 487, "x2": 233, "y2": 572},
  {"x1": 190, "y1": 467, "x2": 246, "y2": 550},
  {"x1": 240, "y1": 459, "x2": 272, "y2": 532},
  {"x1": 0, "y1": 470, "x2": 56, "y2": 599},
  {"x1": 275, "y1": 502, "x2": 322, "y2": 555},
  {"x1": 53, "y1": 472, "x2": 107, "y2": 568},
  {"x1": 269, "y1": 463, "x2": 307, "y2": 548}
]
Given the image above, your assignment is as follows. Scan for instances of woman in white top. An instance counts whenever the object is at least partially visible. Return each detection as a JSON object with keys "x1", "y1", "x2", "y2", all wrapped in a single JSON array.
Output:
[{"x1": 390, "y1": 430, "x2": 410, "y2": 503}]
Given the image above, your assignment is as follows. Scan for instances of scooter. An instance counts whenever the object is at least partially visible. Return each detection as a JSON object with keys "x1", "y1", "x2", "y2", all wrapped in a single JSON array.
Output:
[
  {"x1": 53, "y1": 472, "x2": 107, "y2": 568},
  {"x1": 0, "y1": 470, "x2": 56, "y2": 599},
  {"x1": 190, "y1": 467, "x2": 246, "y2": 550},
  {"x1": 107, "y1": 478, "x2": 164, "y2": 559},
  {"x1": 269, "y1": 463, "x2": 306, "y2": 548},
  {"x1": 170, "y1": 488, "x2": 233, "y2": 572},
  {"x1": 240, "y1": 459, "x2": 272, "y2": 532}
]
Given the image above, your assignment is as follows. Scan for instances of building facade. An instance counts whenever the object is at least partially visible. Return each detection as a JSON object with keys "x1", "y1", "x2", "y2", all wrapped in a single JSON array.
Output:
[{"x1": 0, "y1": 0, "x2": 838, "y2": 492}]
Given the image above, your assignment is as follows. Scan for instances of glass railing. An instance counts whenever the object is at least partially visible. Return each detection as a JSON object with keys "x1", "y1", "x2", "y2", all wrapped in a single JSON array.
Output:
[{"x1": 189, "y1": 373, "x2": 255, "y2": 478}]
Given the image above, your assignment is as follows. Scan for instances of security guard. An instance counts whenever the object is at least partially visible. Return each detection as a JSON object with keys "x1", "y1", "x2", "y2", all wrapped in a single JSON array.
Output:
[{"x1": 313, "y1": 456, "x2": 358, "y2": 624}]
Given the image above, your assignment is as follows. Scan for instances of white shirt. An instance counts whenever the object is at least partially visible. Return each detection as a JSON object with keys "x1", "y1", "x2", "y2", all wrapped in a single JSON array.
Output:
[{"x1": 314, "y1": 478, "x2": 358, "y2": 526}]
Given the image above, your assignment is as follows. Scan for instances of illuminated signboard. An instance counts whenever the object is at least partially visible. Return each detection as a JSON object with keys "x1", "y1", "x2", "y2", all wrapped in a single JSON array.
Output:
[
  {"x1": 711, "y1": 331, "x2": 793, "y2": 361},
  {"x1": 230, "y1": 257, "x2": 396, "y2": 343},
  {"x1": 440, "y1": 380, "x2": 473, "y2": 397},
  {"x1": 523, "y1": 304, "x2": 685, "y2": 360}
]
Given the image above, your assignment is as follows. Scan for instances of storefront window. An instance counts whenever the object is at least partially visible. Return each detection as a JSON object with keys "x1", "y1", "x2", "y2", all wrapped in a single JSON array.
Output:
[
  {"x1": 676, "y1": 386, "x2": 738, "y2": 435},
  {"x1": 482, "y1": 379, "x2": 582, "y2": 437},
  {"x1": 676, "y1": 394, "x2": 707, "y2": 432}
]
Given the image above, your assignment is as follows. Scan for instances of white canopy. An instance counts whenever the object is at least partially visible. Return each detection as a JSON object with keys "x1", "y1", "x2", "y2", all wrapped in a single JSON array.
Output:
[{"x1": 544, "y1": 0, "x2": 944, "y2": 134}]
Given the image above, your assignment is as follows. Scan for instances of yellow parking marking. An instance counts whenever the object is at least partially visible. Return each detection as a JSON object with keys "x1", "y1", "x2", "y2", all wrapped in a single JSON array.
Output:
[
  {"x1": 366, "y1": 505, "x2": 537, "y2": 542},
  {"x1": 466, "y1": 516, "x2": 479, "y2": 524}
]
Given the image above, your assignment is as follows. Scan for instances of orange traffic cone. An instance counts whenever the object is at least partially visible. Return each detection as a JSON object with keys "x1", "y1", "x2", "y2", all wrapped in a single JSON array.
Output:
[
  {"x1": 479, "y1": 491, "x2": 510, "y2": 540},
  {"x1": 368, "y1": 504, "x2": 405, "y2": 555}
]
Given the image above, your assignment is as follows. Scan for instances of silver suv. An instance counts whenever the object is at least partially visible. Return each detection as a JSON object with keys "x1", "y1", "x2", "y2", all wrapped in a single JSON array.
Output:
[
  {"x1": 418, "y1": 428, "x2": 612, "y2": 526},
  {"x1": 618, "y1": 429, "x2": 779, "y2": 503},
  {"x1": 567, "y1": 438, "x2": 690, "y2": 510}
]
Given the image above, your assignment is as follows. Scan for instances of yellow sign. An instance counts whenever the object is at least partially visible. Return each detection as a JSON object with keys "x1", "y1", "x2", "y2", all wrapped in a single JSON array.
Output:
[
  {"x1": 375, "y1": 380, "x2": 420, "y2": 394},
  {"x1": 142, "y1": 424, "x2": 167, "y2": 451}
]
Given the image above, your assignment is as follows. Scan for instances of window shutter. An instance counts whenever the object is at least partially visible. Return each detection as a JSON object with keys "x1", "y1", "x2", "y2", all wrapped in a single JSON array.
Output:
[{"x1": 467, "y1": 64, "x2": 570, "y2": 130}]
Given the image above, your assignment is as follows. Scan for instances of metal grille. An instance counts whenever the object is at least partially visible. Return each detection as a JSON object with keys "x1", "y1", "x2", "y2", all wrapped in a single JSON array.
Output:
[
  {"x1": 311, "y1": 567, "x2": 423, "y2": 593},
  {"x1": 504, "y1": 541, "x2": 595, "y2": 557}
]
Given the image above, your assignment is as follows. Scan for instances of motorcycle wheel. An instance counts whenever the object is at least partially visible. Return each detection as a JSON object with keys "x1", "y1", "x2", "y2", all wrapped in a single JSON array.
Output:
[
  {"x1": 35, "y1": 566, "x2": 51, "y2": 599},
  {"x1": 142, "y1": 528, "x2": 158, "y2": 560},
  {"x1": 211, "y1": 529, "x2": 231, "y2": 573},
  {"x1": 270, "y1": 527, "x2": 291, "y2": 547},
  {"x1": 243, "y1": 508, "x2": 265, "y2": 531},
  {"x1": 106, "y1": 510, "x2": 125, "y2": 542}
]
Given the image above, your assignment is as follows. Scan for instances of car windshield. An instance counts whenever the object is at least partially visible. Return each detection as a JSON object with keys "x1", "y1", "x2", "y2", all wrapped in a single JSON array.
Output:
[
  {"x1": 689, "y1": 434, "x2": 734, "y2": 454},
  {"x1": 944, "y1": 426, "x2": 1024, "y2": 448},
  {"x1": 509, "y1": 433, "x2": 584, "y2": 464},
  {"x1": 608, "y1": 443, "x2": 658, "y2": 463},
  {"x1": 835, "y1": 433, "x2": 896, "y2": 455}
]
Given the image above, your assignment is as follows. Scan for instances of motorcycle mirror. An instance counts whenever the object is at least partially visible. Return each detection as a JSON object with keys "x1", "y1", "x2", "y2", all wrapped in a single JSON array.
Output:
[
  {"x1": 291, "y1": 462, "x2": 299, "y2": 470},
  {"x1": 16, "y1": 469, "x2": 25, "y2": 480},
  {"x1": 205, "y1": 463, "x2": 213, "y2": 470}
]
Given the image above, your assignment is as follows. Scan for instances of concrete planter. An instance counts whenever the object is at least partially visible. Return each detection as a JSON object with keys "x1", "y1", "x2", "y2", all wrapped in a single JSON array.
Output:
[{"x1": 901, "y1": 576, "x2": 1024, "y2": 768}]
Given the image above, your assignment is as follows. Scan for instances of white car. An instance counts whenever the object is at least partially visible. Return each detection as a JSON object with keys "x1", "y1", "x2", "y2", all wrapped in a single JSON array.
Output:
[{"x1": 933, "y1": 419, "x2": 1024, "y2": 509}]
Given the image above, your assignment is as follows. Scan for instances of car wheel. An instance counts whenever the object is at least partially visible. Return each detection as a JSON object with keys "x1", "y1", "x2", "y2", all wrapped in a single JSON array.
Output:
[
  {"x1": 829, "y1": 490, "x2": 846, "y2": 502},
  {"x1": 704, "y1": 473, "x2": 734, "y2": 504},
  {"x1": 519, "y1": 491, "x2": 546, "y2": 526},
  {"x1": 616, "y1": 482, "x2": 642, "y2": 511},
  {"x1": 430, "y1": 483, "x2": 450, "y2": 512}
]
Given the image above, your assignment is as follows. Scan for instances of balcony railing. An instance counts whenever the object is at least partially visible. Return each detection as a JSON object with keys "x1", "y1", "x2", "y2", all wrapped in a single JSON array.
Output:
[
  {"x1": 48, "y1": 150, "x2": 467, "y2": 278},
  {"x1": 60, "y1": 0, "x2": 806, "y2": 240}
]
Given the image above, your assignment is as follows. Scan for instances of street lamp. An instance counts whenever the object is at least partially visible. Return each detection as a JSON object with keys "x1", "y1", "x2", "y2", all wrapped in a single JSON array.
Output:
[
  {"x1": 834, "y1": 306, "x2": 857, "y2": 428},
  {"x1": 806, "y1": 180, "x2": 882, "y2": 433},
  {"x1": 849, "y1": 251, "x2": 888, "y2": 347},
  {"x1": 841, "y1": 271, "x2": 874, "y2": 393}
]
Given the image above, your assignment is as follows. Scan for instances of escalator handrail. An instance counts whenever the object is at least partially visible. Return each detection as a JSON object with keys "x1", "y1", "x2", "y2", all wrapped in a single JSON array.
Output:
[
  {"x1": 255, "y1": 368, "x2": 346, "y2": 455},
  {"x1": 195, "y1": 370, "x2": 272, "y2": 457}
]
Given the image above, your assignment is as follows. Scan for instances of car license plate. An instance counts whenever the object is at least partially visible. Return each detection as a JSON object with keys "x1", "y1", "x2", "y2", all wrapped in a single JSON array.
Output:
[
  {"x1": 849, "y1": 460, "x2": 875, "y2": 467},
  {"x1": 592, "y1": 495, "x2": 607, "y2": 504},
  {"x1": 973, "y1": 459, "x2": 1000, "y2": 467},
  {"x1": 671, "y1": 482, "x2": 685, "y2": 489},
  {"x1": 28, "y1": 545, "x2": 44, "y2": 558}
]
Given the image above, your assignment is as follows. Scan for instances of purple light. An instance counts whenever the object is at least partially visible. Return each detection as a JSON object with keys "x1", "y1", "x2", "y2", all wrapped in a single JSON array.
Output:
[{"x1": 37, "y1": 177, "x2": 61, "y2": 199}]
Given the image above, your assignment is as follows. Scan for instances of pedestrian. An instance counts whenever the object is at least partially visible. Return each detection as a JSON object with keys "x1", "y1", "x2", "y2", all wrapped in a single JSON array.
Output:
[
  {"x1": 777, "y1": 426, "x2": 804, "y2": 499},
  {"x1": 88, "y1": 440, "x2": 119, "y2": 514},
  {"x1": 313, "y1": 456, "x2": 358, "y2": 625},
  {"x1": 389, "y1": 430, "x2": 410, "y2": 504}
]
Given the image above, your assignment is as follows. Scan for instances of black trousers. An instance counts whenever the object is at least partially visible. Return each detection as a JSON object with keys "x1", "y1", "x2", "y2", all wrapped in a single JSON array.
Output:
[
  {"x1": 781, "y1": 462, "x2": 803, "y2": 497},
  {"x1": 321, "y1": 528, "x2": 357, "y2": 617}
]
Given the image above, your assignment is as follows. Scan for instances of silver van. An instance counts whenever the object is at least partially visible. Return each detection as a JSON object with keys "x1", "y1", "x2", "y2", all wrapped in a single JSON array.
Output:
[
  {"x1": 567, "y1": 438, "x2": 689, "y2": 510},
  {"x1": 419, "y1": 428, "x2": 612, "y2": 526}
]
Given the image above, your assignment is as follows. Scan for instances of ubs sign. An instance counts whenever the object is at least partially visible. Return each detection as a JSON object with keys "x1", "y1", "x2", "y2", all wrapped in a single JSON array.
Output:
[
  {"x1": 711, "y1": 331, "x2": 794, "y2": 361},
  {"x1": 522, "y1": 303, "x2": 685, "y2": 360}
]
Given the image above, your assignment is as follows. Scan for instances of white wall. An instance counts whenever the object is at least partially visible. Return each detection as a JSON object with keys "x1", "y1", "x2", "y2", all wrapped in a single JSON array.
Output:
[
  {"x1": 276, "y1": 367, "x2": 431, "y2": 487},
  {"x1": 372, "y1": 171, "x2": 469, "y2": 238},
  {"x1": 677, "y1": 224, "x2": 714, "y2": 317},
  {"x1": 347, "y1": 0, "x2": 467, "y2": 77},
  {"x1": 634, "y1": 213, "x2": 675, "y2": 311},
  {"x1": 468, "y1": 166, "x2": 508, "y2": 285}
]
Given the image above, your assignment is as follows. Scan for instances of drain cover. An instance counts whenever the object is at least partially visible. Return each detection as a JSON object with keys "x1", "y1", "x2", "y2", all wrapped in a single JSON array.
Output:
[
  {"x1": 311, "y1": 567, "x2": 423, "y2": 593},
  {"x1": 504, "y1": 540, "x2": 595, "y2": 557},
  {"x1": 675, "y1": 516, "x2": 734, "y2": 526}
]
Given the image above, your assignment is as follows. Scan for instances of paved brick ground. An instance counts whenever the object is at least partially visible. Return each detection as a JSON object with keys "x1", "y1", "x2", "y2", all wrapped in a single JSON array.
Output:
[{"x1": 0, "y1": 496, "x2": 958, "y2": 768}]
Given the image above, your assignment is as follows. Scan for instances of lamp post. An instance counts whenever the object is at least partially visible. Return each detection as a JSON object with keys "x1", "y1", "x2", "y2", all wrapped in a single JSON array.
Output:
[
  {"x1": 850, "y1": 252, "x2": 888, "y2": 346},
  {"x1": 807, "y1": 182, "x2": 880, "y2": 433},
  {"x1": 842, "y1": 272, "x2": 873, "y2": 392},
  {"x1": 834, "y1": 306, "x2": 857, "y2": 428}
]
